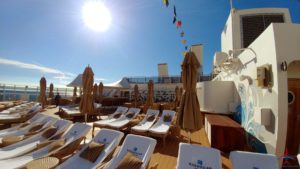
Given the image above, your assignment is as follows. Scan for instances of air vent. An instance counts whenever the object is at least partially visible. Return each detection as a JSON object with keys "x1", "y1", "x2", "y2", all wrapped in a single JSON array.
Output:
[{"x1": 241, "y1": 14, "x2": 284, "y2": 48}]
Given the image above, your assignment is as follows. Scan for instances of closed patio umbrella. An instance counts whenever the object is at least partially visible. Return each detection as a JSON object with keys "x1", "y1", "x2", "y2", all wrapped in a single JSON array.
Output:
[
  {"x1": 134, "y1": 84, "x2": 140, "y2": 107},
  {"x1": 177, "y1": 51, "x2": 203, "y2": 142},
  {"x1": 39, "y1": 77, "x2": 47, "y2": 109},
  {"x1": 73, "y1": 87, "x2": 77, "y2": 97},
  {"x1": 48, "y1": 83, "x2": 54, "y2": 99},
  {"x1": 175, "y1": 86, "x2": 180, "y2": 106},
  {"x1": 146, "y1": 80, "x2": 154, "y2": 108},
  {"x1": 72, "y1": 87, "x2": 77, "y2": 102},
  {"x1": 93, "y1": 83, "x2": 98, "y2": 102},
  {"x1": 98, "y1": 82, "x2": 103, "y2": 103},
  {"x1": 79, "y1": 66, "x2": 94, "y2": 123}
]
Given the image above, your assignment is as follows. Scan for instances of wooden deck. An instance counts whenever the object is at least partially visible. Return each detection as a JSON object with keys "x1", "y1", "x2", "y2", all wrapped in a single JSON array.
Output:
[{"x1": 43, "y1": 106, "x2": 233, "y2": 169}]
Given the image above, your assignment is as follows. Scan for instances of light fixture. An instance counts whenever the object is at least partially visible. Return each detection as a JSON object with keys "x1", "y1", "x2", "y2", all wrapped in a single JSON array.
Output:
[{"x1": 280, "y1": 61, "x2": 287, "y2": 71}]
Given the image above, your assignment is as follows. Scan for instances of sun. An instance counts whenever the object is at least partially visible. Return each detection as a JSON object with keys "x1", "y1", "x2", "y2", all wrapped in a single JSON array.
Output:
[{"x1": 82, "y1": 1, "x2": 112, "y2": 32}]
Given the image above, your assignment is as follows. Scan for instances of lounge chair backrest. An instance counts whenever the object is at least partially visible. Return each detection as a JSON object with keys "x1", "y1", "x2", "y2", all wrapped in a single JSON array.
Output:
[
  {"x1": 28, "y1": 103, "x2": 42, "y2": 113},
  {"x1": 28, "y1": 113, "x2": 45, "y2": 123},
  {"x1": 159, "y1": 110, "x2": 176, "y2": 125},
  {"x1": 141, "y1": 109, "x2": 160, "y2": 123},
  {"x1": 176, "y1": 143, "x2": 222, "y2": 169},
  {"x1": 115, "y1": 106, "x2": 128, "y2": 114},
  {"x1": 229, "y1": 151, "x2": 279, "y2": 169},
  {"x1": 93, "y1": 128, "x2": 124, "y2": 147},
  {"x1": 31, "y1": 123, "x2": 91, "y2": 157},
  {"x1": 105, "y1": 134, "x2": 157, "y2": 169},
  {"x1": 40, "y1": 116, "x2": 57, "y2": 125},
  {"x1": 51, "y1": 119, "x2": 72, "y2": 136},
  {"x1": 62, "y1": 122, "x2": 91, "y2": 141},
  {"x1": 125, "y1": 108, "x2": 141, "y2": 119},
  {"x1": 109, "y1": 107, "x2": 128, "y2": 118}
]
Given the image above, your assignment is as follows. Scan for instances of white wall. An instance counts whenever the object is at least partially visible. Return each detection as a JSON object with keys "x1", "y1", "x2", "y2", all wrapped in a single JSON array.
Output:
[
  {"x1": 197, "y1": 81, "x2": 236, "y2": 114},
  {"x1": 191, "y1": 44, "x2": 203, "y2": 75},
  {"x1": 221, "y1": 12, "x2": 234, "y2": 54},
  {"x1": 158, "y1": 64, "x2": 169, "y2": 77},
  {"x1": 213, "y1": 23, "x2": 300, "y2": 161}
]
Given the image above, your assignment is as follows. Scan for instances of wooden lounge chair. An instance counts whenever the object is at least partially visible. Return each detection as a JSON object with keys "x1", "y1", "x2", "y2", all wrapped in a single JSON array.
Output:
[
  {"x1": 0, "y1": 113, "x2": 46, "y2": 136},
  {"x1": 0, "y1": 115, "x2": 57, "y2": 138},
  {"x1": 57, "y1": 128, "x2": 124, "y2": 169},
  {"x1": 0, "y1": 119, "x2": 72, "y2": 160},
  {"x1": 59, "y1": 103, "x2": 102, "y2": 121},
  {"x1": 0, "y1": 123, "x2": 91, "y2": 169},
  {"x1": 0, "y1": 103, "x2": 42, "y2": 127},
  {"x1": 131, "y1": 109, "x2": 160, "y2": 135},
  {"x1": 104, "y1": 134, "x2": 157, "y2": 169},
  {"x1": 92, "y1": 106, "x2": 128, "y2": 137},
  {"x1": 105, "y1": 108, "x2": 141, "y2": 130},
  {"x1": 148, "y1": 110, "x2": 176, "y2": 146}
]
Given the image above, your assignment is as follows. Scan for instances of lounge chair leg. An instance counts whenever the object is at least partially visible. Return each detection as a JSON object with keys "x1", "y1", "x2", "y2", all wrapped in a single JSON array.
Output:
[{"x1": 92, "y1": 126, "x2": 95, "y2": 138}]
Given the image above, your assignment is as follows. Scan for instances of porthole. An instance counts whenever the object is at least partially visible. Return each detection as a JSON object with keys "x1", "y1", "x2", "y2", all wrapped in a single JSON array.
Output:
[{"x1": 288, "y1": 91, "x2": 295, "y2": 105}]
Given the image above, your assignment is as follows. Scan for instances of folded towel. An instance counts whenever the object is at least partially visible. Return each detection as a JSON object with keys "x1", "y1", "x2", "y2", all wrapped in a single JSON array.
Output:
[
  {"x1": 126, "y1": 112, "x2": 135, "y2": 118},
  {"x1": 28, "y1": 124, "x2": 44, "y2": 132},
  {"x1": 116, "y1": 152, "x2": 143, "y2": 169},
  {"x1": 42, "y1": 127, "x2": 58, "y2": 139},
  {"x1": 113, "y1": 113, "x2": 122, "y2": 119},
  {"x1": 36, "y1": 140, "x2": 56, "y2": 149},
  {"x1": 48, "y1": 139, "x2": 65, "y2": 152},
  {"x1": 163, "y1": 114, "x2": 172, "y2": 122},
  {"x1": 147, "y1": 115, "x2": 155, "y2": 122},
  {"x1": 18, "y1": 122, "x2": 31, "y2": 128},
  {"x1": 1, "y1": 135, "x2": 25, "y2": 147},
  {"x1": 80, "y1": 141, "x2": 105, "y2": 163}
]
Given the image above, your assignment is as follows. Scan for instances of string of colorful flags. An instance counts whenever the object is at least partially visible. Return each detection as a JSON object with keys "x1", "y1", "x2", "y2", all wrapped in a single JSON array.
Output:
[{"x1": 162, "y1": 0, "x2": 188, "y2": 56}]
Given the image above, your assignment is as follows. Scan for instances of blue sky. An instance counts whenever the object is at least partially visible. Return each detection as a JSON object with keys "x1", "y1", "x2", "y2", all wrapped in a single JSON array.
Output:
[{"x1": 0, "y1": 0, "x2": 299, "y2": 87}]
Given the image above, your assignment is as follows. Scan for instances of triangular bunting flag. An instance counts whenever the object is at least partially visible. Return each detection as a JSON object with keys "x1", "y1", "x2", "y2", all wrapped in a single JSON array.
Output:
[
  {"x1": 185, "y1": 46, "x2": 188, "y2": 50},
  {"x1": 180, "y1": 31, "x2": 184, "y2": 37},
  {"x1": 163, "y1": 0, "x2": 169, "y2": 7},
  {"x1": 176, "y1": 20, "x2": 182, "y2": 28},
  {"x1": 182, "y1": 52, "x2": 187, "y2": 56},
  {"x1": 182, "y1": 39, "x2": 186, "y2": 44}
]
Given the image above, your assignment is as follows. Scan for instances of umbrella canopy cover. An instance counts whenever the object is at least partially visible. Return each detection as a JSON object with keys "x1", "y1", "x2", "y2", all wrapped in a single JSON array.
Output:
[
  {"x1": 98, "y1": 82, "x2": 103, "y2": 103},
  {"x1": 146, "y1": 80, "x2": 154, "y2": 107},
  {"x1": 79, "y1": 66, "x2": 94, "y2": 115},
  {"x1": 93, "y1": 83, "x2": 98, "y2": 102},
  {"x1": 48, "y1": 83, "x2": 54, "y2": 99},
  {"x1": 67, "y1": 74, "x2": 83, "y2": 87},
  {"x1": 39, "y1": 77, "x2": 47, "y2": 108},
  {"x1": 177, "y1": 52, "x2": 202, "y2": 131}
]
